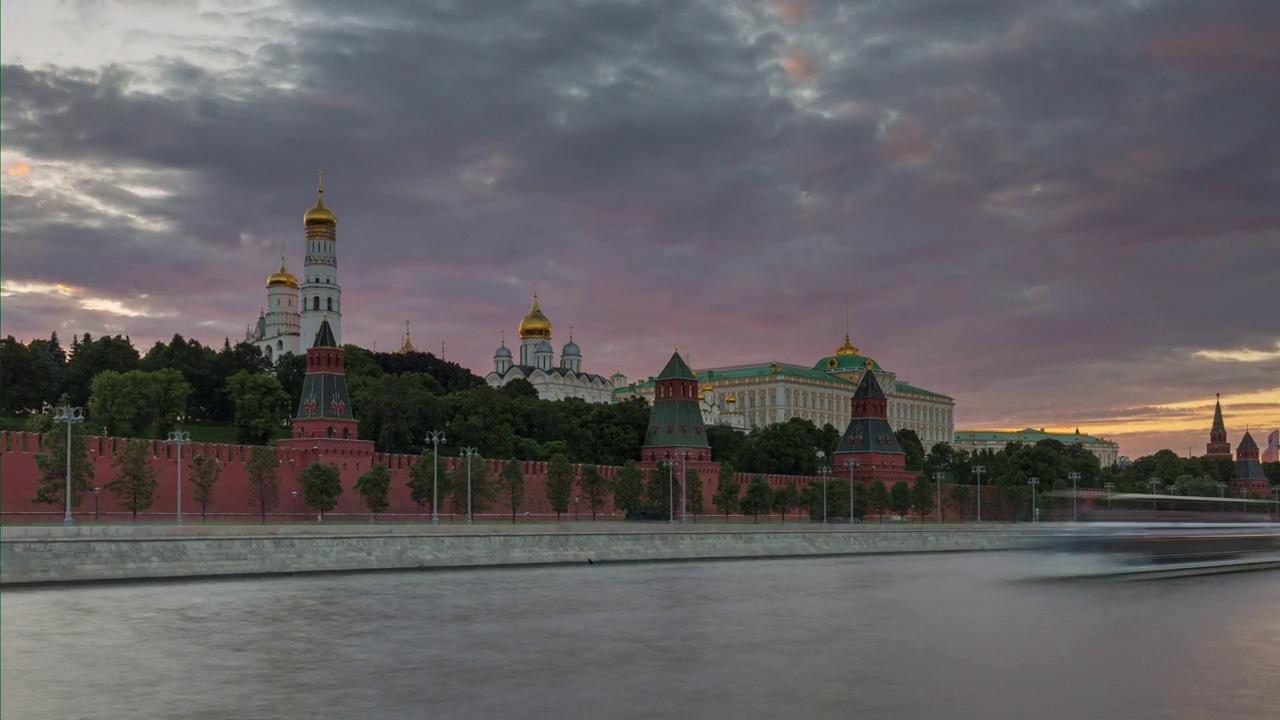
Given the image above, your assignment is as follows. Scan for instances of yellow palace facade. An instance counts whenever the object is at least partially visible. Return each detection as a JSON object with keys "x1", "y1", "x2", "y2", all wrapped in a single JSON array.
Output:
[{"x1": 613, "y1": 335, "x2": 956, "y2": 449}]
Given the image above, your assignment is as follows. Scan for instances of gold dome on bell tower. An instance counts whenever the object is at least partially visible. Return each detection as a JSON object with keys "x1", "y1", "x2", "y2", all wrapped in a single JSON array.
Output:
[
  {"x1": 267, "y1": 254, "x2": 299, "y2": 288},
  {"x1": 518, "y1": 293, "x2": 552, "y2": 339},
  {"x1": 303, "y1": 170, "x2": 338, "y2": 228}
]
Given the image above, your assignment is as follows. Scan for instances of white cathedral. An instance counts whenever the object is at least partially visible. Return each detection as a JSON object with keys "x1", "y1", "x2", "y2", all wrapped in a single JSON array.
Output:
[
  {"x1": 245, "y1": 174, "x2": 343, "y2": 360},
  {"x1": 485, "y1": 294, "x2": 615, "y2": 403}
]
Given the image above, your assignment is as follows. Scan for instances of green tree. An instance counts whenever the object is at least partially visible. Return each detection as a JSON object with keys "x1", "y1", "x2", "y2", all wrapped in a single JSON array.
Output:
[
  {"x1": 545, "y1": 454, "x2": 575, "y2": 522},
  {"x1": 741, "y1": 475, "x2": 773, "y2": 523},
  {"x1": 684, "y1": 467, "x2": 703, "y2": 521},
  {"x1": 712, "y1": 462, "x2": 740, "y2": 521},
  {"x1": 299, "y1": 462, "x2": 343, "y2": 521},
  {"x1": 32, "y1": 424, "x2": 96, "y2": 511},
  {"x1": 246, "y1": 446, "x2": 282, "y2": 523},
  {"x1": 87, "y1": 370, "x2": 128, "y2": 436},
  {"x1": 1174, "y1": 474, "x2": 1220, "y2": 498},
  {"x1": 227, "y1": 371, "x2": 291, "y2": 445},
  {"x1": 645, "y1": 462, "x2": 675, "y2": 521},
  {"x1": 613, "y1": 460, "x2": 645, "y2": 518},
  {"x1": 889, "y1": 481, "x2": 912, "y2": 520},
  {"x1": 408, "y1": 449, "x2": 449, "y2": 518},
  {"x1": 773, "y1": 482, "x2": 799, "y2": 523},
  {"x1": 579, "y1": 464, "x2": 609, "y2": 521},
  {"x1": 355, "y1": 463, "x2": 392, "y2": 519},
  {"x1": 450, "y1": 454, "x2": 494, "y2": 520},
  {"x1": 497, "y1": 460, "x2": 526, "y2": 524},
  {"x1": 188, "y1": 454, "x2": 222, "y2": 523},
  {"x1": 911, "y1": 477, "x2": 936, "y2": 522},
  {"x1": 949, "y1": 484, "x2": 971, "y2": 519},
  {"x1": 868, "y1": 480, "x2": 889, "y2": 522},
  {"x1": 895, "y1": 429, "x2": 926, "y2": 471},
  {"x1": 107, "y1": 440, "x2": 159, "y2": 523},
  {"x1": 66, "y1": 334, "x2": 140, "y2": 407}
]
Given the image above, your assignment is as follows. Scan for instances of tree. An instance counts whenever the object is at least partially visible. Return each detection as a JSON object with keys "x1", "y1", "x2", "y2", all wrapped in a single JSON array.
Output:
[
  {"x1": 188, "y1": 454, "x2": 222, "y2": 523},
  {"x1": 712, "y1": 462, "x2": 740, "y2": 521},
  {"x1": 107, "y1": 440, "x2": 159, "y2": 523},
  {"x1": 895, "y1": 429, "x2": 926, "y2": 471},
  {"x1": 741, "y1": 475, "x2": 773, "y2": 523},
  {"x1": 497, "y1": 460, "x2": 526, "y2": 524},
  {"x1": 1174, "y1": 474, "x2": 1219, "y2": 498},
  {"x1": 911, "y1": 477, "x2": 936, "y2": 522},
  {"x1": 889, "y1": 481, "x2": 912, "y2": 520},
  {"x1": 949, "y1": 484, "x2": 971, "y2": 519},
  {"x1": 579, "y1": 464, "x2": 609, "y2": 521},
  {"x1": 32, "y1": 424, "x2": 95, "y2": 511},
  {"x1": 868, "y1": 480, "x2": 889, "y2": 522},
  {"x1": 355, "y1": 463, "x2": 392, "y2": 519},
  {"x1": 684, "y1": 467, "x2": 703, "y2": 521},
  {"x1": 773, "y1": 482, "x2": 799, "y2": 523},
  {"x1": 450, "y1": 454, "x2": 494, "y2": 520},
  {"x1": 613, "y1": 460, "x2": 645, "y2": 518},
  {"x1": 227, "y1": 371, "x2": 291, "y2": 445},
  {"x1": 299, "y1": 462, "x2": 343, "y2": 521},
  {"x1": 408, "y1": 449, "x2": 449, "y2": 517},
  {"x1": 545, "y1": 454, "x2": 574, "y2": 522},
  {"x1": 246, "y1": 446, "x2": 281, "y2": 523}
]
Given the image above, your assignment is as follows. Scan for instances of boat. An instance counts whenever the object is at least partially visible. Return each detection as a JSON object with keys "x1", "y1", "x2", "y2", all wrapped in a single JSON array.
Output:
[{"x1": 1017, "y1": 493, "x2": 1280, "y2": 580}]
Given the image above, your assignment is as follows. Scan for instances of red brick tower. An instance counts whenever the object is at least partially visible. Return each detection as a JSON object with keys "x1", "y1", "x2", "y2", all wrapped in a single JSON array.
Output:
[
  {"x1": 833, "y1": 370, "x2": 916, "y2": 485},
  {"x1": 638, "y1": 349, "x2": 712, "y2": 465},
  {"x1": 279, "y1": 316, "x2": 370, "y2": 452},
  {"x1": 1205, "y1": 394, "x2": 1231, "y2": 458},
  {"x1": 1228, "y1": 431, "x2": 1269, "y2": 496}
]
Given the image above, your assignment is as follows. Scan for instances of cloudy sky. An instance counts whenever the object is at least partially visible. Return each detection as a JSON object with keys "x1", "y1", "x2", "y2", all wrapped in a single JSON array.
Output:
[{"x1": 2, "y1": 0, "x2": 1277, "y2": 458}]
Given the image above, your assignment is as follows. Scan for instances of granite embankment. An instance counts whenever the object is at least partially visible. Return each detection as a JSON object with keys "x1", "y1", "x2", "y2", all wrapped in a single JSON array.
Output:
[{"x1": 0, "y1": 523, "x2": 1021, "y2": 586}]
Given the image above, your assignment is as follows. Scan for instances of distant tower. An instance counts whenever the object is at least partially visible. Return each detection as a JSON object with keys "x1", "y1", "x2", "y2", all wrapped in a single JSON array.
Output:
[
  {"x1": 493, "y1": 333, "x2": 513, "y2": 374},
  {"x1": 300, "y1": 172, "x2": 341, "y2": 349},
  {"x1": 1205, "y1": 394, "x2": 1231, "y2": 458},
  {"x1": 640, "y1": 349, "x2": 711, "y2": 463},
  {"x1": 560, "y1": 328, "x2": 582, "y2": 373},
  {"x1": 289, "y1": 317, "x2": 358, "y2": 442},
  {"x1": 518, "y1": 292, "x2": 552, "y2": 366},
  {"x1": 1228, "y1": 431, "x2": 1268, "y2": 495},
  {"x1": 833, "y1": 369, "x2": 909, "y2": 480}
]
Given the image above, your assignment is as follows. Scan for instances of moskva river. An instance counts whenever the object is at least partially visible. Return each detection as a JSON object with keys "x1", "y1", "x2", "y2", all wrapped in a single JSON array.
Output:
[{"x1": 3, "y1": 553, "x2": 1278, "y2": 719}]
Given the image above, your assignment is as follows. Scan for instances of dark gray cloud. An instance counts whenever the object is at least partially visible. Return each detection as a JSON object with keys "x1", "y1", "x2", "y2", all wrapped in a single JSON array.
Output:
[{"x1": 2, "y1": 0, "x2": 1278, "y2": 455}]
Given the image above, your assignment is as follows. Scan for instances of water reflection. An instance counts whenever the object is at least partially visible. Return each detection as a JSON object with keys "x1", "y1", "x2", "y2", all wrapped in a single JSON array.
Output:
[{"x1": 3, "y1": 554, "x2": 1277, "y2": 720}]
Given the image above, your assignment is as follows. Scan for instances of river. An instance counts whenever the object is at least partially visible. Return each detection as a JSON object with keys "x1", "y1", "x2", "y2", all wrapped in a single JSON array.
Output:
[{"x1": 3, "y1": 553, "x2": 1277, "y2": 719}]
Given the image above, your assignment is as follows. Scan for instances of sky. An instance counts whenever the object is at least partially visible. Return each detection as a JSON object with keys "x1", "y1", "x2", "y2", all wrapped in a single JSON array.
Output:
[{"x1": 1, "y1": 0, "x2": 1277, "y2": 459}]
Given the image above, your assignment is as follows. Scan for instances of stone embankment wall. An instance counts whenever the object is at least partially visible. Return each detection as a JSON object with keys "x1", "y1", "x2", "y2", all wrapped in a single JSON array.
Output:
[{"x1": 0, "y1": 524, "x2": 1019, "y2": 586}]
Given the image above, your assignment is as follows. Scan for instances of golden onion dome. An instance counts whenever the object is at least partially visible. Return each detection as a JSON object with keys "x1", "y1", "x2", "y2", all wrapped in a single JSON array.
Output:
[
  {"x1": 701, "y1": 383, "x2": 713, "y2": 393},
  {"x1": 267, "y1": 256, "x2": 299, "y2": 289},
  {"x1": 725, "y1": 392, "x2": 737, "y2": 404},
  {"x1": 518, "y1": 293, "x2": 552, "y2": 339},
  {"x1": 303, "y1": 172, "x2": 337, "y2": 227},
  {"x1": 834, "y1": 333, "x2": 860, "y2": 357}
]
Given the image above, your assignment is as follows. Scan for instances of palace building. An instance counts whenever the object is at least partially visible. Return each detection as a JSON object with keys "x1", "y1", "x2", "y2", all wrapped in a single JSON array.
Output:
[
  {"x1": 612, "y1": 333, "x2": 956, "y2": 449},
  {"x1": 485, "y1": 294, "x2": 615, "y2": 403},
  {"x1": 951, "y1": 428, "x2": 1120, "y2": 466},
  {"x1": 246, "y1": 174, "x2": 343, "y2": 361}
]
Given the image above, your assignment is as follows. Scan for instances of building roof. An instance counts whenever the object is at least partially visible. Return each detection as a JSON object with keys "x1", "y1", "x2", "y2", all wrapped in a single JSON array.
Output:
[
  {"x1": 656, "y1": 351, "x2": 696, "y2": 381},
  {"x1": 853, "y1": 366, "x2": 886, "y2": 399},
  {"x1": 643, "y1": 398, "x2": 710, "y2": 449},
  {"x1": 893, "y1": 381, "x2": 953, "y2": 402},
  {"x1": 313, "y1": 317, "x2": 337, "y2": 348},
  {"x1": 1237, "y1": 430, "x2": 1258, "y2": 451},
  {"x1": 1212, "y1": 397, "x2": 1226, "y2": 433},
  {"x1": 612, "y1": 361, "x2": 953, "y2": 402},
  {"x1": 953, "y1": 428, "x2": 1115, "y2": 446}
]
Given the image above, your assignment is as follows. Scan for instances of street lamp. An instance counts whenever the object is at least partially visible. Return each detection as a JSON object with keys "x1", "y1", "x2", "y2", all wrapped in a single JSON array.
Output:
[
  {"x1": 291, "y1": 490, "x2": 299, "y2": 523},
  {"x1": 93, "y1": 486, "x2": 101, "y2": 521},
  {"x1": 460, "y1": 447, "x2": 479, "y2": 524},
  {"x1": 1027, "y1": 477, "x2": 1039, "y2": 522},
  {"x1": 664, "y1": 453, "x2": 674, "y2": 524},
  {"x1": 817, "y1": 465, "x2": 831, "y2": 524},
  {"x1": 932, "y1": 471, "x2": 945, "y2": 523},
  {"x1": 845, "y1": 458, "x2": 860, "y2": 524},
  {"x1": 1067, "y1": 471, "x2": 1081, "y2": 522},
  {"x1": 972, "y1": 465, "x2": 986, "y2": 523},
  {"x1": 425, "y1": 431, "x2": 446, "y2": 525},
  {"x1": 1216, "y1": 481, "x2": 1226, "y2": 499},
  {"x1": 167, "y1": 430, "x2": 190, "y2": 526},
  {"x1": 672, "y1": 447, "x2": 691, "y2": 525},
  {"x1": 1103, "y1": 481, "x2": 1115, "y2": 509},
  {"x1": 52, "y1": 405, "x2": 85, "y2": 527}
]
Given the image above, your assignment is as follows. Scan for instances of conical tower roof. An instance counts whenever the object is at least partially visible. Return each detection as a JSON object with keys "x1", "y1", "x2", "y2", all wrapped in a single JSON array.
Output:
[
  {"x1": 313, "y1": 316, "x2": 337, "y2": 348},
  {"x1": 656, "y1": 350, "x2": 696, "y2": 380},
  {"x1": 1238, "y1": 430, "x2": 1258, "y2": 451},
  {"x1": 1212, "y1": 397, "x2": 1225, "y2": 433},
  {"x1": 853, "y1": 368, "x2": 887, "y2": 399}
]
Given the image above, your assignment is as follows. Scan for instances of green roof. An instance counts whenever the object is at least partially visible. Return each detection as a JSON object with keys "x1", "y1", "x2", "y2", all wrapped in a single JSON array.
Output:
[
  {"x1": 643, "y1": 399, "x2": 711, "y2": 449},
  {"x1": 954, "y1": 428, "x2": 1113, "y2": 445},
  {"x1": 656, "y1": 352, "x2": 696, "y2": 380},
  {"x1": 893, "y1": 382, "x2": 953, "y2": 402},
  {"x1": 700, "y1": 363, "x2": 856, "y2": 385},
  {"x1": 813, "y1": 353, "x2": 883, "y2": 373}
]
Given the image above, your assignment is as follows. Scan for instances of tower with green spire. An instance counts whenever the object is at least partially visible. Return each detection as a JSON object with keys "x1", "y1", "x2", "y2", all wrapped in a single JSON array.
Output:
[
  {"x1": 283, "y1": 316, "x2": 361, "y2": 443},
  {"x1": 833, "y1": 368, "x2": 917, "y2": 486},
  {"x1": 1205, "y1": 393, "x2": 1231, "y2": 458},
  {"x1": 640, "y1": 349, "x2": 711, "y2": 462}
]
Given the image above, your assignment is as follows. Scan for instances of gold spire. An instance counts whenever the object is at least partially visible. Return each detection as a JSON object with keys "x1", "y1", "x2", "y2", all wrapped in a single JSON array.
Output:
[
  {"x1": 303, "y1": 170, "x2": 338, "y2": 227},
  {"x1": 834, "y1": 333, "x2": 860, "y2": 357},
  {"x1": 399, "y1": 320, "x2": 416, "y2": 354}
]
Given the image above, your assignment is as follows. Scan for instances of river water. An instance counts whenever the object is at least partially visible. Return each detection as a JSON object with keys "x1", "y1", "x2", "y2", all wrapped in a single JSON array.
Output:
[{"x1": 3, "y1": 553, "x2": 1278, "y2": 719}]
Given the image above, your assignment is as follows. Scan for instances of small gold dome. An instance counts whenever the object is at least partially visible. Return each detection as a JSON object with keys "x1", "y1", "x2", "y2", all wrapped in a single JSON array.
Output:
[
  {"x1": 701, "y1": 383, "x2": 714, "y2": 393},
  {"x1": 518, "y1": 294, "x2": 552, "y2": 339},
  {"x1": 834, "y1": 333, "x2": 860, "y2": 356},
  {"x1": 304, "y1": 172, "x2": 337, "y2": 227},
  {"x1": 267, "y1": 257, "x2": 298, "y2": 288},
  {"x1": 726, "y1": 392, "x2": 737, "y2": 404}
]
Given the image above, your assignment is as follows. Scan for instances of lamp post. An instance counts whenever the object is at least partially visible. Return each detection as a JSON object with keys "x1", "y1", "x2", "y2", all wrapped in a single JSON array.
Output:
[
  {"x1": 673, "y1": 447, "x2": 690, "y2": 525},
  {"x1": 817, "y1": 465, "x2": 831, "y2": 524},
  {"x1": 53, "y1": 405, "x2": 85, "y2": 527},
  {"x1": 93, "y1": 486, "x2": 101, "y2": 521},
  {"x1": 291, "y1": 490, "x2": 298, "y2": 523},
  {"x1": 1067, "y1": 471, "x2": 1080, "y2": 522},
  {"x1": 1217, "y1": 482, "x2": 1226, "y2": 499},
  {"x1": 1103, "y1": 481, "x2": 1115, "y2": 509},
  {"x1": 167, "y1": 430, "x2": 190, "y2": 525},
  {"x1": 972, "y1": 465, "x2": 986, "y2": 523},
  {"x1": 1027, "y1": 477, "x2": 1039, "y2": 522},
  {"x1": 845, "y1": 459, "x2": 859, "y2": 524},
  {"x1": 460, "y1": 447, "x2": 478, "y2": 524},
  {"x1": 665, "y1": 453, "x2": 674, "y2": 524},
  {"x1": 932, "y1": 471, "x2": 945, "y2": 523},
  {"x1": 425, "y1": 431, "x2": 446, "y2": 525}
]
